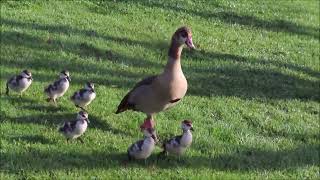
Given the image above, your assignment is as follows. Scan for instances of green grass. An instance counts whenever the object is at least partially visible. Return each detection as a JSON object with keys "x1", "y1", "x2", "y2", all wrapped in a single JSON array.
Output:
[{"x1": 0, "y1": 0, "x2": 319, "y2": 179}]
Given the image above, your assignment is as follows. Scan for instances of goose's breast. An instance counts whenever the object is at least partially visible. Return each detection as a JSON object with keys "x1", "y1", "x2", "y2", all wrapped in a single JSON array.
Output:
[{"x1": 157, "y1": 72, "x2": 188, "y2": 100}]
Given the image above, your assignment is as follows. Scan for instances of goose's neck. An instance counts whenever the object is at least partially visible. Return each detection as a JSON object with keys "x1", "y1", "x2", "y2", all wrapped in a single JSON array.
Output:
[{"x1": 165, "y1": 40, "x2": 183, "y2": 72}]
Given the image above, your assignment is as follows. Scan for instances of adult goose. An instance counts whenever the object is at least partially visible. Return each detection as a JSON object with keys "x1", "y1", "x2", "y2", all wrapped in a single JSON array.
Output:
[{"x1": 116, "y1": 26, "x2": 195, "y2": 128}]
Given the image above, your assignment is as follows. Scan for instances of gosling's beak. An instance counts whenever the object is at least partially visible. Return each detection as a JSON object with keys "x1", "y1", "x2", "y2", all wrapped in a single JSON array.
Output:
[
  {"x1": 86, "y1": 118, "x2": 90, "y2": 123},
  {"x1": 151, "y1": 134, "x2": 158, "y2": 143},
  {"x1": 190, "y1": 127, "x2": 194, "y2": 131},
  {"x1": 67, "y1": 76, "x2": 71, "y2": 82}
]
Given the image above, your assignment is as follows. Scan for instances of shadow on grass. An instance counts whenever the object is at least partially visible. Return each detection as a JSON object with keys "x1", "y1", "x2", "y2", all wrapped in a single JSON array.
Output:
[
  {"x1": 112, "y1": 0, "x2": 319, "y2": 39},
  {"x1": 1, "y1": 18, "x2": 319, "y2": 101},
  {"x1": 185, "y1": 50, "x2": 319, "y2": 100},
  {"x1": 1, "y1": 60, "x2": 143, "y2": 89},
  {"x1": 1, "y1": 109, "x2": 130, "y2": 137},
  {"x1": 0, "y1": 30, "x2": 161, "y2": 68},
  {"x1": 1, "y1": 94, "x2": 70, "y2": 112},
  {"x1": 22, "y1": 104, "x2": 68, "y2": 113},
  {"x1": 9, "y1": 135, "x2": 54, "y2": 144},
  {"x1": 89, "y1": 115, "x2": 132, "y2": 136},
  {"x1": 185, "y1": 50, "x2": 320, "y2": 79},
  {"x1": 1, "y1": 95, "x2": 39, "y2": 104},
  {"x1": 1, "y1": 144, "x2": 318, "y2": 172},
  {"x1": 242, "y1": 114, "x2": 320, "y2": 142},
  {"x1": 0, "y1": 29, "x2": 155, "y2": 88},
  {"x1": 0, "y1": 18, "x2": 168, "y2": 51}
]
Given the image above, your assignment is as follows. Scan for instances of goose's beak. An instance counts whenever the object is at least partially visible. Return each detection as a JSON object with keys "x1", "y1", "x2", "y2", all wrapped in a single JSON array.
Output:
[
  {"x1": 190, "y1": 127, "x2": 194, "y2": 131},
  {"x1": 67, "y1": 76, "x2": 71, "y2": 82},
  {"x1": 186, "y1": 37, "x2": 195, "y2": 49}
]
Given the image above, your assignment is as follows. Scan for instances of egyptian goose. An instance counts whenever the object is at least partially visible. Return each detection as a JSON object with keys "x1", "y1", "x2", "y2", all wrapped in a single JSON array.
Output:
[
  {"x1": 160, "y1": 120, "x2": 193, "y2": 157},
  {"x1": 127, "y1": 123, "x2": 157, "y2": 161},
  {"x1": 6, "y1": 70, "x2": 33, "y2": 95},
  {"x1": 116, "y1": 26, "x2": 195, "y2": 128},
  {"x1": 71, "y1": 82, "x2": 96, "y2": 111},
  {"x1": 44, "y1": 70, "x2": 71, "y2": 105},
  {"x1": 59, "y1": 111, "x2": 89, "y2": 143}
]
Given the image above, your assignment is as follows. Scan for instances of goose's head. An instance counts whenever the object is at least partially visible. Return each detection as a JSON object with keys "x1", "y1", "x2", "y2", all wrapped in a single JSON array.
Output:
[
  {"x1": 181, "y1": 119, "x2": 194, "y2": 131},
  {"x1": 21, "y1": 70, "x2": 33, "y2": 80},
  {"x1": 60, "y1": 70, "x2": 71, "y2": 82},
  {"x1": 172, "y1": 26, "x2": 195, "y2": 49}
]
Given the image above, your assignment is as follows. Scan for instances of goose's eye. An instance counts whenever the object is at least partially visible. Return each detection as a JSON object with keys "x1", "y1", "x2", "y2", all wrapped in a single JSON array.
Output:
[{"x1": 181, "y1": 32, "x2": 188, "y2": 38}]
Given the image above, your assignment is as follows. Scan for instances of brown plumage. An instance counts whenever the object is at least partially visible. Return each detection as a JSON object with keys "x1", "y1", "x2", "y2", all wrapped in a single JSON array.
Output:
[{"x1": 116, "y1": 75, "x2": 157, "y2": 114}]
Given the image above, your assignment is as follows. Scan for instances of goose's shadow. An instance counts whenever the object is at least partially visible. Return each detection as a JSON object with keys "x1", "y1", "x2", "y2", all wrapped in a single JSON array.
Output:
[{"x1": 22, "y1": 104, "x2": 68, "y2": 113}]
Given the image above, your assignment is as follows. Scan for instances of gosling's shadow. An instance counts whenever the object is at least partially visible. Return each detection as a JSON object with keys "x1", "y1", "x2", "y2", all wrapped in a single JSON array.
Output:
[
  {"x1": 9, "y1": 135, "x2": 54, "y2": 144},
  {"x1": 2, "y1": 112, "x2": 74, "y2": 126},
  {"x1": 2, "y1": 94, "x2": 67, "y2": 113},
  {"x1": 2, "y1": 143, "x2": 317, "y2": 171},
  {"x1": 21, "y1": 104, "x2": 68, "y2": 113},
  {"x1": 2, "y1": 110, "x2": 131, "y2": 137},
  {"x1": 1, "y1": 94, "x2": 38, "y2": 104},
  {"x1": 88, "y1": 115, "x2": 132, "y2": 136}
]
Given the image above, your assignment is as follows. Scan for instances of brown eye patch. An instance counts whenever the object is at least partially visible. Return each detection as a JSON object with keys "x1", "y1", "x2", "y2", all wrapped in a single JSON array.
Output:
[{"x1": 181, "y1": 31, "x2": 188, "y2": 38}]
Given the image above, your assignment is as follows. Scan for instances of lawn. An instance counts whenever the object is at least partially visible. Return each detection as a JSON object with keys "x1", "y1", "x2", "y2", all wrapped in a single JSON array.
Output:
[{"x1": 0, "y1": 0, "x2": 319, "y2": 179}]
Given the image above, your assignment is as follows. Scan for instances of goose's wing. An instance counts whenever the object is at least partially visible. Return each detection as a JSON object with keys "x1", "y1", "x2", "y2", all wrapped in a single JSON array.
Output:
[{"x1": 116, "y1": 75, "x2": 157, "y2": 114}]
